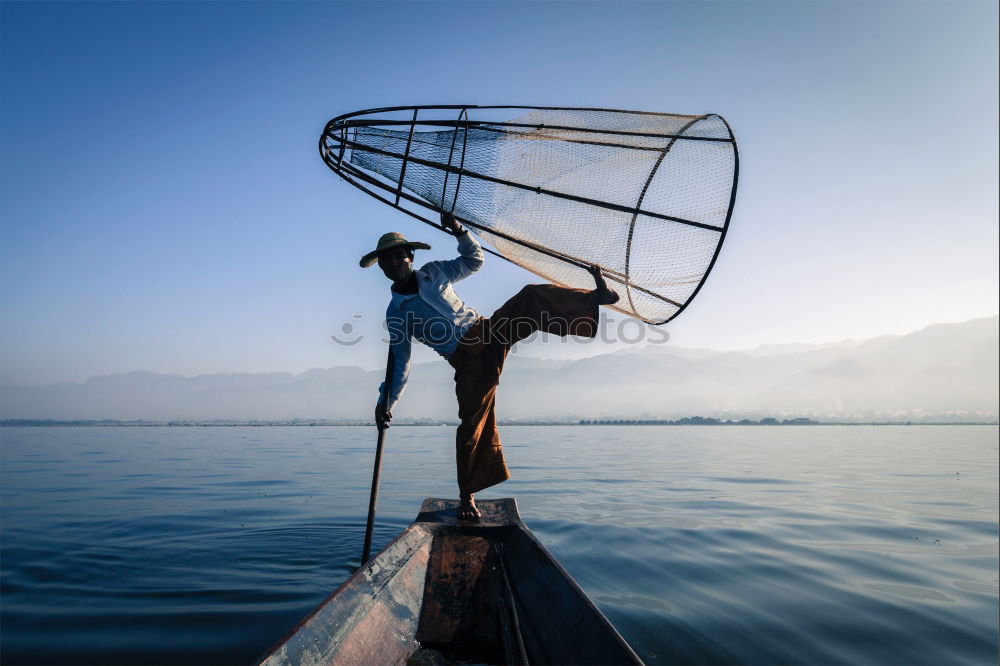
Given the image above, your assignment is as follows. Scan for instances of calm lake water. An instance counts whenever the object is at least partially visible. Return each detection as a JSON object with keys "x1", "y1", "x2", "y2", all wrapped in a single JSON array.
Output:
[{"x1": 1, "y1": 425, "x2": 997, "y2": 665}]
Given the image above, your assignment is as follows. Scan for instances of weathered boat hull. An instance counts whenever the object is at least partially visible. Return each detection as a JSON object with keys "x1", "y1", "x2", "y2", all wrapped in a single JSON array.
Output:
[{"x1": 259, "y1": 498, "x2": 643, "y2": 665}]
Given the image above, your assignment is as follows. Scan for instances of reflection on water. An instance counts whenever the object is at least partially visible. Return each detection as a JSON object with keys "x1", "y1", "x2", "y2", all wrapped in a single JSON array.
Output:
[{"x1": 1, "y1": 425, "x2": 997, "y2": 665}]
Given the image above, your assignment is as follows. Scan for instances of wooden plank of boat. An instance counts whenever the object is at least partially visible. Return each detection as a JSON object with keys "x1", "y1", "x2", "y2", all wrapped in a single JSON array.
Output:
[{"x1": 258, "y1": 498, "x2": 644, "y2": 665}]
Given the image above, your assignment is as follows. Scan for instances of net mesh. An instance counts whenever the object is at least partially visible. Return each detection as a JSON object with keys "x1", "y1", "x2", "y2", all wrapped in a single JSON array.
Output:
[{"x1": 321, "y1": 106, "x2": 737, "y2": 324}]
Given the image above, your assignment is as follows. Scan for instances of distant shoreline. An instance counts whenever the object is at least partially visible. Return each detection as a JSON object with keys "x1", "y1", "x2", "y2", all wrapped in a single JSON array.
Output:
[{"x1": 2, "y1": 419, "x2": 997, "y2": 427}]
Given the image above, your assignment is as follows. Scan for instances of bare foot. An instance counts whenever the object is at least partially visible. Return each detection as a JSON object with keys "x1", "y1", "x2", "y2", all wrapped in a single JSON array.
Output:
[
  {"x1": 588, "y1": 264, "x2": 620, "y2": 305},
  {"x1": 458, "y1": 494, "x2": 480, "y2": 521}
]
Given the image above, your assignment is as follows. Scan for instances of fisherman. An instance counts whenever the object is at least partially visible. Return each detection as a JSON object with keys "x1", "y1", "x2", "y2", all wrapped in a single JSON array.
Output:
[{"x1": 362, "y1": 211, "x2": 619, "y2": 521}]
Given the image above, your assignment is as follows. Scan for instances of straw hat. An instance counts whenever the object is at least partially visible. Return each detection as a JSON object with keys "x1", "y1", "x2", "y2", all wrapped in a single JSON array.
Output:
[{"x1": 359, "y1": 232, "x2": 431, "y2": 268}]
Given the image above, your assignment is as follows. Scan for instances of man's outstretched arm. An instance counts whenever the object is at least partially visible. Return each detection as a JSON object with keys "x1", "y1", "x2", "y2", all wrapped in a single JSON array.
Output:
[{"x1": 432, "y1": 211, "x2": 484, "y2": 283}]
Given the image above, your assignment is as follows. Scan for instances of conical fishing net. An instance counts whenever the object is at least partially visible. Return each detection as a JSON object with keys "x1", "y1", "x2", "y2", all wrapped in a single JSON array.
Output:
[{"x1": 320, "y1": 105, "x2": 738, "y2": 325}]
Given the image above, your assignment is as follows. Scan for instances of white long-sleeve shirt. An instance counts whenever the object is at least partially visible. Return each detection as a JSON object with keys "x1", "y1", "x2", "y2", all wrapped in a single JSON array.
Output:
[{"x1": 378, "y1": 231, "x2": 484, "y2": 412}]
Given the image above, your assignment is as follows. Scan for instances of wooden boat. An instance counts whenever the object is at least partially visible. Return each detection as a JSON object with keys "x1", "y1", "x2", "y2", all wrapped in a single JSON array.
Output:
[{"x1": 258, "y1": 498, "x2": 643, "y2": 665}]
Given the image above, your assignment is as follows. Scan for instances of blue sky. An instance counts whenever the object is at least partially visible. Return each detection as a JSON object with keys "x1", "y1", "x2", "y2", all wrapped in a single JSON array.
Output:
[{"x1": 2, "y1": 0, "x2": 997, "y2": 385}]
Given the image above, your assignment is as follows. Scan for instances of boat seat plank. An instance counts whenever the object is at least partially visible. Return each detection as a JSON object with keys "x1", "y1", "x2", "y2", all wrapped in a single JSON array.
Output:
[{"x1": 417, "y1": 534, "x2": 508, "y2": 645}]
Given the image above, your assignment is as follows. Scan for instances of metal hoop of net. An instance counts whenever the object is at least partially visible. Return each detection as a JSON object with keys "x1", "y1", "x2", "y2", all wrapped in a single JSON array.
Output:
[{"x1": 319, "y1": 105, "x2": 738, "y2": 325}]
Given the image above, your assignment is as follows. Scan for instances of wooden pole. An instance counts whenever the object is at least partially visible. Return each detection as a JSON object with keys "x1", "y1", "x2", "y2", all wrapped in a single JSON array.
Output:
[{"x1": 361, "y1": 344, "x2": 394, "y2": 564}]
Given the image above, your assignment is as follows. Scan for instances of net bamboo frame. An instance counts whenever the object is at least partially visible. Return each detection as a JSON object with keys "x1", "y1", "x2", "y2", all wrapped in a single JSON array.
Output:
[{"x1": 320, "y1": 105, "x2": 738, "y2": 325}]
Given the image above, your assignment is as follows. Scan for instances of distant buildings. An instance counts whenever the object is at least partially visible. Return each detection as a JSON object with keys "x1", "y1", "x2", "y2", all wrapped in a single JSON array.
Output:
[{"x1": 578, "y1": 416, "x2": 821, "y2": 425}]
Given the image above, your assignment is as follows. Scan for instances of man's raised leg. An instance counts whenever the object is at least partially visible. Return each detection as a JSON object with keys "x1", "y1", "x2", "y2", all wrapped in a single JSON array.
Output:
[{"x1": 588, "y1": 264, "x2": 621, "y2": 305}]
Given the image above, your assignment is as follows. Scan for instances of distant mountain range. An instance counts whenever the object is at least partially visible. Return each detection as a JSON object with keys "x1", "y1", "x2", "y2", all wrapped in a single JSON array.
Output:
[{"x1": 1, "y1": 316, "x2": 996, "y2": 422}]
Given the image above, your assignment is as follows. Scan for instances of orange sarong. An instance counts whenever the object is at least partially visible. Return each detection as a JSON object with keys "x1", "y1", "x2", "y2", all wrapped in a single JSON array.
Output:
[{"x1": 447, "y1": 284, "x2": 599, "y2": 495}]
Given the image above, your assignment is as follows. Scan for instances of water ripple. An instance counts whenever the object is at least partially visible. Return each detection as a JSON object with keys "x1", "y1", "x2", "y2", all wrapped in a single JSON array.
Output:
[{"x1": 1, "y1": 424, "x2": 997, "y2": 665}]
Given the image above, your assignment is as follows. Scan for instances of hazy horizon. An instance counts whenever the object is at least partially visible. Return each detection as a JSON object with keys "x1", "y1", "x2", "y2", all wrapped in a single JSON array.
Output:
[
  {"x1": 0, "y1": 314, "x2": 993, "y2": 387},
  {"x1": 2, "y1": 315, "x2": 995, "y2": 423}
]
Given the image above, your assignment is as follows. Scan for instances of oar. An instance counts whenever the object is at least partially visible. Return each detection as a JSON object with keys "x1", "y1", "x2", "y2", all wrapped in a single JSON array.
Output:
[{"x1": 361, "y1": 345, "x2": 394, "y2": 564}]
